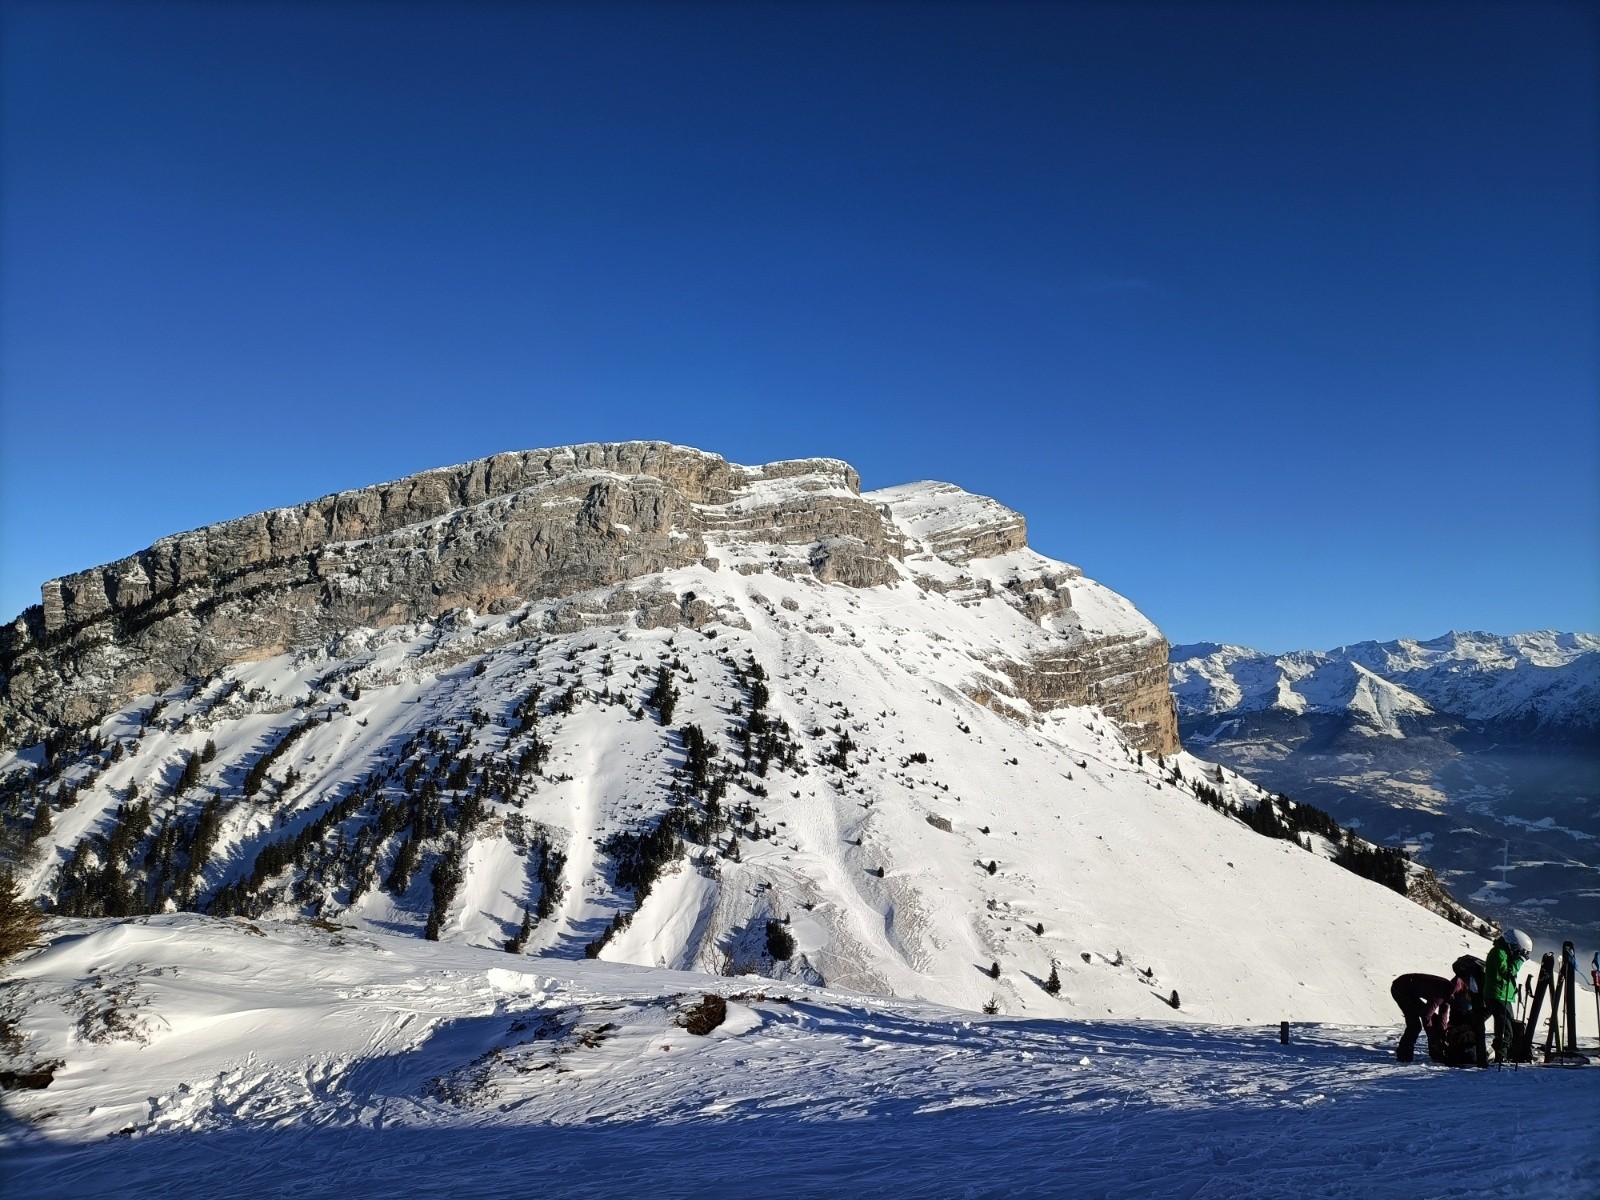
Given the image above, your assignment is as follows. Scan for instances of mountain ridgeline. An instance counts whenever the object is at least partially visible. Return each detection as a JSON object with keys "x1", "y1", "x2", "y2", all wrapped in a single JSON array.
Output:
[
  {"x1": 1170, "y1": 634, "x2": 1600, "y2": 944},
  {"x1": 0, "y1": 443, "x2": 1488, "y2": 1022}
]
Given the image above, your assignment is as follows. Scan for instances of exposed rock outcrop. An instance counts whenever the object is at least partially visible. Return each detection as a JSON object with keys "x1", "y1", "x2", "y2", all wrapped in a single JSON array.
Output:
[
  {"x1": 872, "y1": 481, "x2": 1179, "y2": 753},
  {"x1": 1, "y1": 442, "x2": 1178, "y2": 754},
  {"x1": 996, "y1": 639, "x2": 1180, "y2": 755}
]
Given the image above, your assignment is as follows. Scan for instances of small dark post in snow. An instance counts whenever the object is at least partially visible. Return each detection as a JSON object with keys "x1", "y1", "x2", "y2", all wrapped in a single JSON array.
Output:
[{"x1": 1280, "y1": 1021, "x2": 1290, "y2": 1045}]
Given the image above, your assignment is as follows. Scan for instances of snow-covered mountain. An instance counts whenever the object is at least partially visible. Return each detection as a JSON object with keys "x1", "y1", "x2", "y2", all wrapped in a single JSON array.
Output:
[
  {"x1": 1, "y1": 444, "x2": 1489, "y2": 1030},
  {"x1": 1171, "y1": 632, "x2": 1600, "y2": 742},
  {"x1": 1170, "y1": 634, "x2": 1600, "y2": 944}
]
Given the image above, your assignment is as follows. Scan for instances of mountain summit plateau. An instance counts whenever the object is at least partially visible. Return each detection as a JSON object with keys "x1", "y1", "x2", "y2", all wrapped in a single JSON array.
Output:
[{"x1": 3, "y1": 443, "x2": 1176, "y2": 754}]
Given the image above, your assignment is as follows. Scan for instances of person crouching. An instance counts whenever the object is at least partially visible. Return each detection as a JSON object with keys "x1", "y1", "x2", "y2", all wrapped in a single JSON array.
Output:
[
  {"x1": 1390, "y1": 960, "x2": 1483, "y2": 1067},
  {"x1": 1391, "y1": 973, "x2": 1454, "y2": 1063}
]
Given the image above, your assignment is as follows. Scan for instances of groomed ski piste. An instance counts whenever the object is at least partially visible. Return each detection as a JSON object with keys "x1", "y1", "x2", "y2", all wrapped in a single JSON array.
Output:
[{"x1": 1, "y1": 915, "x2": 1596, "y2": 1200}]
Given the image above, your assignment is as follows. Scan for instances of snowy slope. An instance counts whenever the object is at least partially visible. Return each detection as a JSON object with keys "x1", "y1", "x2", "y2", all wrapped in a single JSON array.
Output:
[
  {"x1": 3, "y1": 915, "x2": 1595, "y2": 1200},
  {"x1": 8, "y1": 536, "x2": 1486, "y2": 1026},
  {"x1": 6, "y1": 449, "x2": 1591, "y2": 1197}
]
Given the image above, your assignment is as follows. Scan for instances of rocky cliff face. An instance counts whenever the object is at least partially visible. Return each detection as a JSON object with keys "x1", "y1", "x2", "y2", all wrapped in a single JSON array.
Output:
[
  {"x1": 1, "y1": 442, "x2": 1176, "y2": 754},
  {"x1": 872, "y1": 482, "x2": 1178, "y2": 754}
]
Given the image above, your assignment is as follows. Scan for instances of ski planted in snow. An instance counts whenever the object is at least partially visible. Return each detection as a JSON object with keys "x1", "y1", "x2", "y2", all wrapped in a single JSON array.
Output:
[
  {"x1": 1515, "y1": 952, "x2": 1554, "y2": 1064},
  {"x1": 1544, "y1": 941, "x2": 1590, "y2": 1066}
]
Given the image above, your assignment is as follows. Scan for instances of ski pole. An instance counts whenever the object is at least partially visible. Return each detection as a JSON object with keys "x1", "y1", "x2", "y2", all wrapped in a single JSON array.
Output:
[{"x1": 1591, "y1": 951, "x2": 1599, "y2": 1053}]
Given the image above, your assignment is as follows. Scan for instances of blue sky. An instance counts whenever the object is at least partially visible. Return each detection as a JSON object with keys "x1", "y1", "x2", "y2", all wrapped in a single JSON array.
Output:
[{"x1": 2, "y1": 1, "x2": 1595, "y2": 652}]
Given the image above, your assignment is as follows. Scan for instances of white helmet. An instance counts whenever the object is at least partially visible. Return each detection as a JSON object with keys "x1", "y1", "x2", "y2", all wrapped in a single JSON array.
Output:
[{"x1": 1504, "y1": 927, "x2": 1534, "y2": 958}]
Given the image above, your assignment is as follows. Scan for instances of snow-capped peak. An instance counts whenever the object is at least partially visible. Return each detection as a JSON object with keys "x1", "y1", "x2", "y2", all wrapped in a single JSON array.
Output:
[{"x1": 1170, "y1": 631, "x2": 1598, "y2": 736}]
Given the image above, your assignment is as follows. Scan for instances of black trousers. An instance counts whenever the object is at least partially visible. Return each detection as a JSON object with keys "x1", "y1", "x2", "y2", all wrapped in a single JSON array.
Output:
[
  {"x1": 1490, "y1": 998, "x2": 1515, "y2": 1063},
  {"x1": 1392, "y1": 973, "x2": 1451, "y2": 1063}
]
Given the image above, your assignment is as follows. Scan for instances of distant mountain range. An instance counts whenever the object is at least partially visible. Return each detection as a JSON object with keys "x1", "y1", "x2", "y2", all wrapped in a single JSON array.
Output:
[
  {"x1": 1172, "y1": 631, "x2": 1600, "y2": 742},
  {"x1": 1170, "y1": 632, "x2": 1600, "y2": 944}
]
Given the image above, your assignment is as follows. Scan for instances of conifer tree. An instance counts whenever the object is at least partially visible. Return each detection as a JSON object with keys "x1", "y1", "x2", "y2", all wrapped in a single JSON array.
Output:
[
  {"x1": 510, "y1": 907, "x2": 533, "y2": 952},
  {"x1": 646, "y1": 665, "x2": 678, "y2": 723},
  {"x1": 1044, "y1": 961, "x2": 1061, "y2": 995},
  {"x1": 0, "y1": 873, "x2": 45, "y2": 966},
  {"x1": 765, "y1": 918, "x2": 795, "y2": 960}
]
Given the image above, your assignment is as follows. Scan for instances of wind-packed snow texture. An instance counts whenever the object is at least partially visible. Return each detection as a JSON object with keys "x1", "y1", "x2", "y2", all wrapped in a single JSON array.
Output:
[
  {"x1": 1169, "y1": 635, "x2": 1600, "y2": 944},
  {"x1": 2, "y1": 916, "x2": 1595, "y2": 1200}
]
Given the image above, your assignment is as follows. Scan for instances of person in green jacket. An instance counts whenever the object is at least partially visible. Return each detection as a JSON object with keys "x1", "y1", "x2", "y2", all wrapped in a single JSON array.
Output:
[{"x1": 1484, "y1": 927, "x2": 1533, "y2": 1063}]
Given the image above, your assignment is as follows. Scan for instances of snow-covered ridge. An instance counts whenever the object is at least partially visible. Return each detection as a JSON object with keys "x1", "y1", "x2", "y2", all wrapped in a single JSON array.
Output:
[
  {"x1": 870, "y1": 480, "x2": 1031, "y2": 565},
  {"x1": 6, "y1": 551, "x2": 1481, "y2": 1025},
  {"x1": 1170, "y1": 631, "x2": 1600, "y2": 736}
]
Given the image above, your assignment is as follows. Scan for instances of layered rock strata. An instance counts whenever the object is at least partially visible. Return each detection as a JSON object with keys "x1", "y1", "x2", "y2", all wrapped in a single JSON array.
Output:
[{"x1": 2, "y1": 442, "x2": 1177, "y2": 753}]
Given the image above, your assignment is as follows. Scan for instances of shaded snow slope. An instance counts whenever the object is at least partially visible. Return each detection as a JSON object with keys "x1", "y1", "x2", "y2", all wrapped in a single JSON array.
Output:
[{"x1": 3, "y1": 917, "x2": 1595, "y2": 1200}]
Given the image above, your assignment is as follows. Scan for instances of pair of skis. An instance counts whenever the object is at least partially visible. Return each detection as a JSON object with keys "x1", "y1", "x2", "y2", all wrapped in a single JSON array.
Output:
[{"x1": 1513, "y1": 942, "x2": 1590, "y2": 1066}]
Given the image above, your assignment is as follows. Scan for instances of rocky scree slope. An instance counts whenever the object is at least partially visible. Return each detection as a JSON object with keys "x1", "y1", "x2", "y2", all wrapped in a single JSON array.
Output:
[{"x1": 0, "y1": 444, "x2": 1485, "y2": 1021}]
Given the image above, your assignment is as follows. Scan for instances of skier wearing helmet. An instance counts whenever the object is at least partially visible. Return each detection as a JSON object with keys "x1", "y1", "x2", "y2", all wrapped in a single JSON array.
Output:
[{"x1": 1485, "y1": 927, "x2": 1534, "y2": 1064}]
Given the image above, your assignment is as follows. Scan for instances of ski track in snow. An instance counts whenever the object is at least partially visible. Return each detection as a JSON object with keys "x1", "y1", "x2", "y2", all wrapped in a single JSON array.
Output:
[{"x1": 2, "y1": 916, "x2": 1595, "y2": 1200}]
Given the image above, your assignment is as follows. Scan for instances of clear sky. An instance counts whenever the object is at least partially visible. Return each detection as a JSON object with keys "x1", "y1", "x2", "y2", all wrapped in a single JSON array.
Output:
[{"x1": 2, "y1": 1, "x2": 1595, "y2": 653}]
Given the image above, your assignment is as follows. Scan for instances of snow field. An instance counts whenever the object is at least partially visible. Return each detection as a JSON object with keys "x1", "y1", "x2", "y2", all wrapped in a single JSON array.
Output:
[
  {"x1": 3, "y1": 479, "x2": 1537, "y2": 1035},
  {"x1": 2, "y1": 916, "x2": 1595, "y2": 1200},
  {"x1": 5, "y1": 470, "x2": 1598, "y2": 1198}
]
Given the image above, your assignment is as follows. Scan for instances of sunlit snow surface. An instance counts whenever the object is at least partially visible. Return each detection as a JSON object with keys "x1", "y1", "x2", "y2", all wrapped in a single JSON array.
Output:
[
  {"x1": 3, "y1": 916, "x2": 1595, "y2": 1199},
  {"x1": 7, "y1": 555, "x2": 1502, "y2": 1025}
]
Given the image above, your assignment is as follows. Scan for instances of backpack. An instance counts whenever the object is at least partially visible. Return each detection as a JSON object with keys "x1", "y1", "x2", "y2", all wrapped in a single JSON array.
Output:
[
  {"x1": 1439, "y1": 1019, "x2": 1479, "y2": 1067},
  {"x1": 1508, "y1": 1019, "x2": 1531, "y2": 1064},
  {"x1": 1451, "y1": 955, "x2": 1486, "y2": 1014}
]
